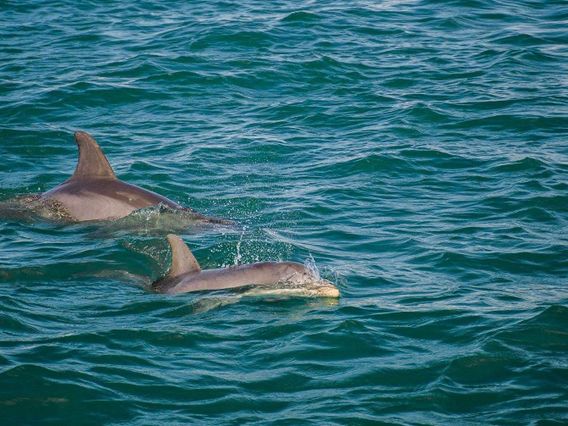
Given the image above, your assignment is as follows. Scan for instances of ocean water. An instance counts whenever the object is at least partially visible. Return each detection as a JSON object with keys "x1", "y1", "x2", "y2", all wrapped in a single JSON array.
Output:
[{"x1": 1, "y1": 0, "x2": 567, "y2": 424}]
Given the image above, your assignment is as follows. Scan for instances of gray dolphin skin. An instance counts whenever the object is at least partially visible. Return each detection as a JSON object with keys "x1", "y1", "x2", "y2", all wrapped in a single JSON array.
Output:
[
  {"x1": 40, "y1": 131, "x2": 220, "y2": 222},
  {"x1": 153, "y1": 235, "x2": 340, "y2": 298}
]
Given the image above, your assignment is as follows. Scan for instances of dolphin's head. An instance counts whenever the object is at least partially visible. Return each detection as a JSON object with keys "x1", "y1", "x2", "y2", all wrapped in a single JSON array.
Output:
[
  {"x1": 301, "y1": 278, "x2": 340, "y2": 298},
  {"x1": 253, "y1": 262, "x2": 341, "y2": 298}
]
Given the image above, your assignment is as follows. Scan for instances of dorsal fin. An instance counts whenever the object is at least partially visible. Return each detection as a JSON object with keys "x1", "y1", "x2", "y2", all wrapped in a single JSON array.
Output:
[
  {"x1": 166, "y1": 234, "x2": 201, "y2": 278},
  {"x1": 70, "y1": 131, "x2": 116, "y2": 180}
]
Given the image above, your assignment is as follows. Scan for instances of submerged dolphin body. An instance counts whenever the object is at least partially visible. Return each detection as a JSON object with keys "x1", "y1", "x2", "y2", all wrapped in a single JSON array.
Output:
[
  {"x1": 153, "y1": 235, "x2": 340, "y2": 298},
  {"x1": 39, "y1": 131, "x2": 221, "y2": 223}
]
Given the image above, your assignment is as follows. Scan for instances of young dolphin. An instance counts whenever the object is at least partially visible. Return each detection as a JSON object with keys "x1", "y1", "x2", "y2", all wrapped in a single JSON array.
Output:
[
  {"x1": 39, "y1": 131, "x2": 222, "y2": 223},
  {"x1": 152, "y1": 234, "x2": 340, "y2": 298}
]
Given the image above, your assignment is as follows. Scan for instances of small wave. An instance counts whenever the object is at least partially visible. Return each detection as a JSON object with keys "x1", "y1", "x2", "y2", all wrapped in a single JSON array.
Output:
[
  {"x1": 444, "y1": 114, "x2": 568, "y2": 132},
  {"x1": 281, "y1": 11, "x2": 320, "y2": 23},
  {"x1": 311, "y1": 153, "x2": 410, "y2": 176},
  {"x1": 191, "y1": 30, "x2": 274, "y2": 50},
  {"x1": 489, "y1": 156, "x2": 550, "y2": 174},
  {"x1": 493, "y1": 305, "x2": 568, "y2": 352},
  {"x1": 492, "y1": 32, "x2": 549, "y2": 47}
]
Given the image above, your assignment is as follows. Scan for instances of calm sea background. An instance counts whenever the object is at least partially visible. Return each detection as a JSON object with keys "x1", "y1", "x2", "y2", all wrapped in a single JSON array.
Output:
[{"x1": 1, "y1": 0, "x2": 567, "y2": 424}]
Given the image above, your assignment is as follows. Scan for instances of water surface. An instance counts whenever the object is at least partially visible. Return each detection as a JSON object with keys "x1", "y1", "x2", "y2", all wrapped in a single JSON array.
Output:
[{"x1": 1, "y1": 0, "x2": 567, "y2": 424}]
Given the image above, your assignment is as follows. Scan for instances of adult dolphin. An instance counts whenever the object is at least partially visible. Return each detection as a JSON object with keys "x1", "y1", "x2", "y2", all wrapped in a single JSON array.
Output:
[
  {"x1": 152, "y1": 234, "x2": 340, "y2": 298},
  {"x1": 39, "y1": 131, "x2": 225, "y2": 223}
]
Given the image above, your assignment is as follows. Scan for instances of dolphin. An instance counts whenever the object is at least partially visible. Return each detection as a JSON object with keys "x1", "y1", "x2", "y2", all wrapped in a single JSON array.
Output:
[
  {"x1": 36, "y1": 131, "x2": 224, "y2": 223},
  {"x1": 152, "y1": 234, "x2": 340, "y2": 298}
]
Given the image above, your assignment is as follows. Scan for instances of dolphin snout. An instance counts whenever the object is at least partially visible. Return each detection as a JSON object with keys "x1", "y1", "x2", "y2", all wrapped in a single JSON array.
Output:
[{"x1": 314, "y1": 279, "x2": 340, "y2": 298}]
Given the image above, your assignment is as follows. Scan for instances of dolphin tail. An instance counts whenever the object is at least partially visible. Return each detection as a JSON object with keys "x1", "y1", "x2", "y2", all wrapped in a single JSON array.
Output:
[
  {"x1": 70, "y1": 131, "x2": 117, "y2": 181},
  {"x1": 166, "y1": 234, "x2": 201, "y2": 278}
]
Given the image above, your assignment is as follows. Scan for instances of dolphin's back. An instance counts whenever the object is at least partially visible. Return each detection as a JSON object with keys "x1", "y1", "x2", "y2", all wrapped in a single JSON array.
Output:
[
  {"x1": 156, "y1": 262, "x2": 307, "y2": 294},
  {"x1": 40, "y1": 131, "x2": 181, "y2": 221},
  {"x1": 42, "y1": 179, "x2": 180, "y2": 221}
]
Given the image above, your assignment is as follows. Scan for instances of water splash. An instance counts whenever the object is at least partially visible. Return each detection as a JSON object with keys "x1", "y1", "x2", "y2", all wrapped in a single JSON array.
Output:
[
  {"x1": 91, "y1": 204, "x2": 234, "y2": 238},
  {"x1": 0, "y1": 194, "x2": 73, "y2": 223},
  {"x1": 304, "y1": 252, "x2": 321, "y2": 280},
  {"x1": 235, "y1": 227, "x2": 245, "y2": 265}
]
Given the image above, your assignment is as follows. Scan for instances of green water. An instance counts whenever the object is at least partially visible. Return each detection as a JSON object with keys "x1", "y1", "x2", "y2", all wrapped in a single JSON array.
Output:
[{"x1": 1, "y1": 0, "x2": 567, "y2": 424}]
